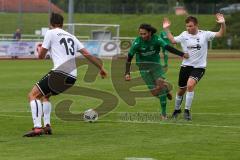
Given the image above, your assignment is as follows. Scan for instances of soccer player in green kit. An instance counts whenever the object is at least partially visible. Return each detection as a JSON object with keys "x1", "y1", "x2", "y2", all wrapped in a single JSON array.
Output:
[{"x1": 125, "y1": 23, "x2": 189, "y2": 119}]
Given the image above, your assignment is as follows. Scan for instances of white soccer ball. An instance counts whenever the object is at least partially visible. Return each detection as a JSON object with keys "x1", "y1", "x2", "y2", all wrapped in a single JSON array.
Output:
[{"x1": 83, "y1": 109, "x2": 98, "y2": 122}]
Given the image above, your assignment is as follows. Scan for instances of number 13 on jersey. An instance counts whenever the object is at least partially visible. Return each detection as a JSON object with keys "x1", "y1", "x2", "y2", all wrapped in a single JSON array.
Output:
[{"x1": 60, "y1": 38, "x2": 75, "y2": 55}]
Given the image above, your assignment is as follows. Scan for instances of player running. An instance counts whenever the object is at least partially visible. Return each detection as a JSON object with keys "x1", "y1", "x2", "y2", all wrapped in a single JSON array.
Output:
[
  {"x1": 125, "y1": 23, "x2": 189, "y2": 119},
  {"x1": 163, "y1": 13, "x2": 226, "y2": 120},
  {"x1": 23, "y1": 13, "x2": 107, "y2": 137}
]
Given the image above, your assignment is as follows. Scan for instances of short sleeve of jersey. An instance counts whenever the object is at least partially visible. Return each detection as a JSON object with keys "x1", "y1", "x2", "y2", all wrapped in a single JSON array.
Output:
[
  {"x1": 128, "y1": 38, "x2": 139, "y2": 57},
  {"x1": 42, "y1": 30, "x2": 52, "y2": 49},
  {"x1": 174, "y1": 32, "x2": 184, "y2": 43},
  {"x1": 205, "y1": 31, "x2": 216, "y2": 41},
  {"x1": 74, "y1": 37, "x2": 85, "y2": 51}
]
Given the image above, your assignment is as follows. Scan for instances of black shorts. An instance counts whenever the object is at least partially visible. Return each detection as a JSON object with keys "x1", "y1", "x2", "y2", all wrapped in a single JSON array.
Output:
[
  {"x1": 178, "y1": 66, "x2": 205, "y2": 88},
  {"x1": 36, "y1": 70, "x2": 76, "y2": 96}
]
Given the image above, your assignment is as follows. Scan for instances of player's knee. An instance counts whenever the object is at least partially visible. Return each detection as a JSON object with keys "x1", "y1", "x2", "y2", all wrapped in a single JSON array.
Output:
[
  {"x1": 150, "y1": 89, "x2": 159, "y2": 96},
  {"x1": 155, "y1": 78, "x2": 165, "y2": 88},
  {"x1": 28, "y1": 91, "x2": 37, "y2": 102},
  {"x1": 187, "y1": 84, "x2": 195, "y2": 91},
  {"x1": 27, "y1": 92, "x2": 33, "y2": 102}
]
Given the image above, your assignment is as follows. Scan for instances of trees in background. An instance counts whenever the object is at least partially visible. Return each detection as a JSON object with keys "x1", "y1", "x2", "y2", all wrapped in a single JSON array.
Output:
[
  {"x1": 51, "y1": 0, "x2": 239, "y2": 14},
  {"x1": 213, "y1": 12, "x2": 240, "y2": 49},
  {"x1": 50, "y1": 0, "x2": 240, "y2": 49}
]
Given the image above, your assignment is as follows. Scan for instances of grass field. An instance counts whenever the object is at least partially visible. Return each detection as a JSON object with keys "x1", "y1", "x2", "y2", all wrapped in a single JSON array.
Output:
[{"x1": 0, "y1": 53, "x2": 240, "y2": 160}]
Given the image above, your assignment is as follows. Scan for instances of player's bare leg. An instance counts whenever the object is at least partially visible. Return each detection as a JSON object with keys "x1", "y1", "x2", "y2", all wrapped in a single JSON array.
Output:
[{"x1": 151, "y1": 78, "x2": 173, "y2": 99}]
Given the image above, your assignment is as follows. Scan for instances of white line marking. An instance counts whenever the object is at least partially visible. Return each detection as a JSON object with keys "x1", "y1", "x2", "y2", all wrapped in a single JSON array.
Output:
[
  {"x1": 125, "y1": 158, "x2": 157, "y2": 160},
  {"x1": 99, "y1": 120, "x2": 240, "y2": 129},
  {"x1": 1, "y1": 111, "x2": 240, "y2": 116},
  {"x1": 0, "y1": 113, "x2": 240, "y2": 129}
]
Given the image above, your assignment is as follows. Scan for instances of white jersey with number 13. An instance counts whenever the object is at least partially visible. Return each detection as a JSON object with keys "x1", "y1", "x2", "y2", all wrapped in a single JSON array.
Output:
[{"x1": 42, "y1": 28, "x2": 84, "y2": 78}]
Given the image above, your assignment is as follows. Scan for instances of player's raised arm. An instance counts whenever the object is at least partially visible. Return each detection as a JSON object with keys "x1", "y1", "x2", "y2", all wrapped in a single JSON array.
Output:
[
  {"x1": 79, "y1": 48, "x2": 107, "y2": 78},
  {"x1": 162, "y1": 18, "x2": 176, "y2": 44},
  {"x1": 215, "y1": 13, "x2": 226, "y2": 38}
]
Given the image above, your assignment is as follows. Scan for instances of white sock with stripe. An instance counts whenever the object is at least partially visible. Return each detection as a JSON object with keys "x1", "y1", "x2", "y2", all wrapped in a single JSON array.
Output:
[
  {"x1": 175, "y1": 94, "x2": 183, "y2": 110},
  {"x1": 30, "y1": 100, "x2": 42, "y2": 128},
  {"x1": 185, "y1": 91, "x2": 194, "y2": 110},
  {"x1": 42, "y1": 101, "x2": 52, "y2": 127}
]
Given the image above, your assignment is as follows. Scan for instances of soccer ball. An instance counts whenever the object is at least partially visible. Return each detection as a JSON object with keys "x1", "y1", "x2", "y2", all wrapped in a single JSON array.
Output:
[{"x1": 83, "y1": 109, "x2": 98, "y2": 122}]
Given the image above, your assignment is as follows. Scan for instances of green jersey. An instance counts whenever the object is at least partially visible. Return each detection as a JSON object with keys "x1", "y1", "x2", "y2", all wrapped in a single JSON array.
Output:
[
  {"x1": 159, "y1": 31, "x2": 170, "y2": 45},
  {"x1": 128, "y1": 34, "x2": 167, "y2": 64}
]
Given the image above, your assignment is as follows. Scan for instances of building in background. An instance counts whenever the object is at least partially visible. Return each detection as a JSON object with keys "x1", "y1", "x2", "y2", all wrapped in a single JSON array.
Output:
[{"x1": 0, "y1": 0, "x2": 63, "y2": 13}]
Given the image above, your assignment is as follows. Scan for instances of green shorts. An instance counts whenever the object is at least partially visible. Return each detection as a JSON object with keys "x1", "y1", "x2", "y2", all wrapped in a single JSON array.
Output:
[{"x1": 139, "y1": 63, "x2": 166, "y2": 90}]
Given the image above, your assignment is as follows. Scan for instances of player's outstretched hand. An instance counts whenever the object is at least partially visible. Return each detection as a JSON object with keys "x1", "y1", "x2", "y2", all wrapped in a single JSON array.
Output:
[
  {"x1": 216, "y1": 13, "x2": 225, "y2": 24},
  {"x1": 183, "y1": 53, "x2": 189, "y2": 59},
  {"x1": 125, "y1": 74, "x2": 131, "y2": 81},
  {"x1": 100, "y1": 68, "x2": 107, "y2": 79},
  {"x1": 163, "y1": 18, "x2": 171, "y2": 30}
]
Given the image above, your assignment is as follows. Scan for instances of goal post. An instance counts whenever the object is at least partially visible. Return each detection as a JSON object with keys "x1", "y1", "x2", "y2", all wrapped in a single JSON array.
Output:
[{"x1": 63, "y1": 23, "x2": 121, "y2": 57}]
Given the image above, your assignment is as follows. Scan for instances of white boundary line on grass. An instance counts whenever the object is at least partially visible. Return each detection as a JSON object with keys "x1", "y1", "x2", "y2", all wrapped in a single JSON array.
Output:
[
  {"x1": 102, "y1": 120, "x2": 240, "y2": 129},
  {"x1": 112, "y1": 112, "x2": 240, "y2": 116},
  {"x1": 125, "y1": 157, "x2": 156, "y2": 160},
  {"x1": 1, "y1": 111, "x2": 240, "y2": 116},
  {"x1": 1, "y1": 113, "x2": 240, "y2": 130}
]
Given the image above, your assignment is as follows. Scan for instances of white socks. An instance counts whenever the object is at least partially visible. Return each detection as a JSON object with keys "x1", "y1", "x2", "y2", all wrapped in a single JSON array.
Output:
[
  {"x1": 175, "y1": 91, "x2": 195, "y2": 110},
  {"x1": 175, "y1": 94, "x2": 183, "y2": 110},
  {"x1": 30, "y1": 100, "x2": 52, "y2": 128},
  {"x1": 42, "y1": 101, "x2": 52, "y2": 127},
  {"x1": 185, "y1": 91, "x2": 194, "y2": 110},
  {"x1": 30, "y1": 100, "x2": 42, "y2": 128}
]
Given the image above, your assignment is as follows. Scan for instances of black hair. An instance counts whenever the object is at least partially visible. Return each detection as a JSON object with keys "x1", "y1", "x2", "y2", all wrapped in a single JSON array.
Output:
[
  {"x1": 139, "y1": 23, "x2": 157, "y2": 35},
  {"x1": 50, "y1": 12, "x2": 64, "y2": 27},
  {"x1": 185, "y1": 16, "x2": 198, "y2": 25}
]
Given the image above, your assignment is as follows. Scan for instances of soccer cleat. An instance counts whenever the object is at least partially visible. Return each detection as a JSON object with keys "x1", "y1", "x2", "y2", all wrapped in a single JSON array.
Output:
[
  {"x1": 171, "y1": 109, "x2": 181, "y2": 119},
  {"x1": 23, "y1": 127, "x2": 44, "y2": 137},
  {"x1": 161, "y1": 114, "x2": 168, "y2": 120},
  {"x1": 184, "y1": 109, "x2": 192, "y2": 121},
  {"x1": 43, "y1": 124, "x2": 52, "y2": 135}
]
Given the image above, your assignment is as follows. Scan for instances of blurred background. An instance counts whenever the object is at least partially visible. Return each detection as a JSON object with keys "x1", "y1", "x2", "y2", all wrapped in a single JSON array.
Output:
[{"x1": 0, "y1": 0, "x2": 239, "y2": 58}]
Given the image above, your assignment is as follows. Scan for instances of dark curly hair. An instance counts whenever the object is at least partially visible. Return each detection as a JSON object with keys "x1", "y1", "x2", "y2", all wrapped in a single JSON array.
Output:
[{"x1": 139, "y1": 23, "x2": 157, "y2": 35}]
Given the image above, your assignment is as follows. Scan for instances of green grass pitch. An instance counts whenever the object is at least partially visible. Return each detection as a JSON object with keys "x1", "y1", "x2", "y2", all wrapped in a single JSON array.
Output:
[{"x1": 0, "y1": 55, "x2": 240, "y2": 160}]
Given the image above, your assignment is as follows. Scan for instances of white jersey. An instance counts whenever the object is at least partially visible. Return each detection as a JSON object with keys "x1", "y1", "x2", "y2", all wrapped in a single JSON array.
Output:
[
  {"x1": 42, "y1": 28, "x2": 84, "y2": 78},
  {"x1": 174, "y1": 30, "x2": 216, "y2": 68}
]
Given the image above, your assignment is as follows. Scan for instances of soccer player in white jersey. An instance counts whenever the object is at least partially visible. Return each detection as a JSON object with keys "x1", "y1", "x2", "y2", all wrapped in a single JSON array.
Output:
[
  {"x1": 23, "y1": 13, "x2": 107, "y2": 137},
  {"x1": 163, "y1": 13, "x2": 226, "y2": 120}
]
